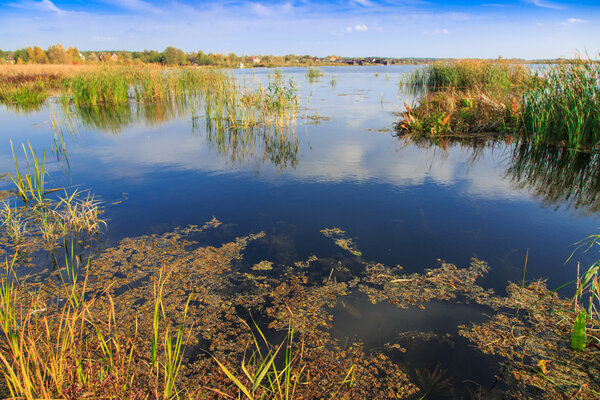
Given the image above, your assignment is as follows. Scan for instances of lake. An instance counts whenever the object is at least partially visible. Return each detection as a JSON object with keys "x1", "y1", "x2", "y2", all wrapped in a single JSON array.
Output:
[{"x1": 1, "y1": 65, "x2": 598, "y2": 398}]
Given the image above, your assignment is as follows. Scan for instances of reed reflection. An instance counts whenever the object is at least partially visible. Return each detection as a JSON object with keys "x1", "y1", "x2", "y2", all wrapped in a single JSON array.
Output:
[{"x1": 399, "y1": 134, "x2": 600, "y2": 214}]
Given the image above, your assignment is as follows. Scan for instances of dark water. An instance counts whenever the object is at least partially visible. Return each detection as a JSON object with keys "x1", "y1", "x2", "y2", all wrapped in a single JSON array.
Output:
[{"x1": 1, "y1": 65, "x2": 599, "y2": 397}]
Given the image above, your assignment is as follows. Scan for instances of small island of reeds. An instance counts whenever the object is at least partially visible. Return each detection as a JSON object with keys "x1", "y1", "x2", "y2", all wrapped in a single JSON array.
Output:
[{"x1": 397, "y1": 58, "x2": 600, "y2": 150}]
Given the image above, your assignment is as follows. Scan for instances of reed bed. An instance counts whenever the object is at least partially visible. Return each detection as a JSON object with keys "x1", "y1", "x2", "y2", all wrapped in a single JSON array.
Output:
[
  {"x1": 403, "y1": 59, "x2": 530, "y2": 92},
  {"x1": 521, "y1": 61, "x2": 600, "y2": 148},
  {"x1": 0, "y1": 260, "x2": 191, "y2": 399},
  {"x1": 398, "y1": 89, "x2": 521, "y2": 135},
  {"x1": 398, "y1": 58, "x2": 600, "y2": 149},
  {"x1": 200, "y1": 75, "x2": 299, "y2": 133},
  {"x1": 0, "y1": 65, "x2": 94, "y2": 110}
]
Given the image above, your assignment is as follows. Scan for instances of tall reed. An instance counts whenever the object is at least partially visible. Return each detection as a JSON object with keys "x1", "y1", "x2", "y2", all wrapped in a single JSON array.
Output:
[
  {"x1": 0, "y1": 262, "x2": 191, "y2": 399},
  {"x1": 403, "y1": 59, "x2": 530, "y2": 92},
  {"x1": 521, "y1": 60, "x2": 600, "y2": 149}
]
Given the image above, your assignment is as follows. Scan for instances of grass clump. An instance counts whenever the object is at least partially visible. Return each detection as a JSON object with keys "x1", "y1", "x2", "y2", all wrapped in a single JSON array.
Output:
[{"x1": 306, "y1": 67, "x2": 323, "y2": 81}]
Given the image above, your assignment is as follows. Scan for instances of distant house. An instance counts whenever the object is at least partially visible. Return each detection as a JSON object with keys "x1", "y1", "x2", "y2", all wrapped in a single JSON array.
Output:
[
  {"x1": 249, "y1": 56, "x2": 261, "y2": 64},
  {"x1": 111, "y1": 53, "x2": 118, "y2": 62},
  {"x1": 7, "y1": 52, "x2": 15, "y2": 64},
  {"x1": 239, "y1": 62, "x2": 245, "y2": 69}
]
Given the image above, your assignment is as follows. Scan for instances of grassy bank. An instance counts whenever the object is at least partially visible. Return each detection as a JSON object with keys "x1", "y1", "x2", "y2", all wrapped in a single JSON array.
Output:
[{"x1": 398, "y1": 59, "x2": 600, "y2": 149}]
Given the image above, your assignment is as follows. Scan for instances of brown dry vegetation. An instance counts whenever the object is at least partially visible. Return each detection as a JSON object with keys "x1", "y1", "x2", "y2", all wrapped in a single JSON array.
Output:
[{"x1": 0, "y1": 64, "x2": 94, "y2": 84}]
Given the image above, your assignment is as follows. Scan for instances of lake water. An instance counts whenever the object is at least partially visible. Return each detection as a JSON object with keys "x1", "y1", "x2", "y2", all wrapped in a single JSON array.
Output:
[{"x1": 1, "y1": 65, "x2": 598, "y2": 398}]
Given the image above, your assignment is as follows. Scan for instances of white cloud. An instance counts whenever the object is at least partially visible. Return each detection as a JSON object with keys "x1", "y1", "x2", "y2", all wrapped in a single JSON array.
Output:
[
  {"x1": 425, "y1": 28, "x2": 449, "y2": 35},
  {"x1": 561, "y1": 18, "x2": 587, "y2": 26},
  {"x1": 345, "y1": 24, "x2": 368, "y2": 33}
]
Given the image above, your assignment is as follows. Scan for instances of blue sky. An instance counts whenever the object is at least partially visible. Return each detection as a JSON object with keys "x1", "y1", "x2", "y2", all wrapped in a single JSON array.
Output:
[{"x1": 1, "y1": 0, "x2": 599, "y2": 58}]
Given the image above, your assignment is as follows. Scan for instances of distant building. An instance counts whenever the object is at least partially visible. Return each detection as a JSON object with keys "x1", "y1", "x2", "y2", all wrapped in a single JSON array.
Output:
[
  {"x1": 7, "y1": 52, "x2": 15, "y2": 64},
  {"x1": 111, "y1": 53, "x2": 118, "y2": 62},
  {"x1": 249, "y1": 56, "x2": 261, "y2": 64}
]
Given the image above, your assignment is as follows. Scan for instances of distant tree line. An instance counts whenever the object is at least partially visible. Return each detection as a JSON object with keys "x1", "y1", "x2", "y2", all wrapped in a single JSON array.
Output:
[{"x1": 0, "y1": 43, "x2": 321, "y2": 67}]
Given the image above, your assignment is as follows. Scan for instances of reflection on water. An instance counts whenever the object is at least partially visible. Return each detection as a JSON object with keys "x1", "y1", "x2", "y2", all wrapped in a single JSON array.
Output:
[
  {"x1": 63, "y1": 96, "x2": 191, "y2": 134},
  {"x1": 201, "y1": 122, "x2": 299, "y2": 170},
  {"x1": 508, "y1": 142, "x2": 600, "y2": 214},
  {"x1": 401, "y1": 133, "x2": 600, "y2": 215}
]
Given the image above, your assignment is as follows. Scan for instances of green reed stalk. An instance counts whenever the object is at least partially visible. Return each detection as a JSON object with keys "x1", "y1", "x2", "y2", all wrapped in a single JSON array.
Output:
[
  {"x1": 521, "y1": 60, "x2": 600, "y2": 148},
  {"x1": 9, "y1": 139, "x2": 48, "y2": 208}
]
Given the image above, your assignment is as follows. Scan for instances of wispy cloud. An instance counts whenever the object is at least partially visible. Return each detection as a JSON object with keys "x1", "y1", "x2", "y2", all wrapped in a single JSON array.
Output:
[
  {"x1": 101, "y1": 0, "x2": 162, "y2": 14},
  {"x1": 525, "y1": 0, "x2": 565, "y2": 10},
  {"x1": 560, "y1": 17, "x2": 587, "y2": 26},
  {"x1": 92, "y1": 35, "x2": 114, "y2": 41},
  {"x1": 8, "y1": 0, "x2": 65, "y2": 14},
  {"x1": 351, "y1": 0, "x2": 374, "y2": 6}
]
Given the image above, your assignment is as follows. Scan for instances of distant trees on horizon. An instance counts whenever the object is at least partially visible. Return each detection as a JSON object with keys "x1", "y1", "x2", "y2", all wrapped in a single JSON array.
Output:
[{"x1": 0, "y1": 43, "x2": 322, "y2": 67}]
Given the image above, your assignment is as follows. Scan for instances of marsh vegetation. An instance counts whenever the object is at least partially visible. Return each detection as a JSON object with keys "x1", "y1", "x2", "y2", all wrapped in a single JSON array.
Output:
[
  {"x1": 1, "y1": 63, "x2": 599, "y2": 399},
  {"x1": 398, "y1": 58, "x2": 600, "y2": 150}
]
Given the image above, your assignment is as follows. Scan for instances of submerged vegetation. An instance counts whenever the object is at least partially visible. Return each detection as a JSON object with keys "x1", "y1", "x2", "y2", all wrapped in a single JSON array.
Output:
[
  {"x1": 398, "y1": 58, "x2": 600, "y2": 150},
  {"x1": 2, "y1": 210, "x2": 598, "y2": 398}
]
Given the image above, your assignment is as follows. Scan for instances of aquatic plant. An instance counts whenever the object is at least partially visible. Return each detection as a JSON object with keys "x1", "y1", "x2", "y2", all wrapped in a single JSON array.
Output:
[
  {"x1": 403, "y1": 59, "x2": 530, "y2": 92},
  {"x1": 9, "y1": 140, "x2": 48, "y2": 209},
  {"x1": 306, "y1": 67, "x2": 323, "y2": 81},
  {"x1": 521, "y1": 60, "x2": 600, "y2": 149},
  {"x1": 397, "y1": 89, "x2": 521, "y2": 136}
]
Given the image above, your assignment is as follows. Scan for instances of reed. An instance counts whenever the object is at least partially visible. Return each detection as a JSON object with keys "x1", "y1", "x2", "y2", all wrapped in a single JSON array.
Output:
[
  {"x1": 9, "y1": 140, "x2": 48, "y2": 209},
  {"x1": 399, "y1": 58, "x2": 600, "y2": 149},
  {"x1": 3, "y1": 141, "x2": 105, "y2": 250},
  {"x1": 521, "y1": 60, "x2": 600, "y2": 149},
  {"x1": 0, "y1": 202, "x2": 27, "y2": 244},
  {"x1": 397, "y1": 89, "x2": 521, "y2": 135},
  {"x1": 403, "y1": 59, "x2": 530, "y2": 92},
  {"x1": 201, "y1": 74, "x2": 299, "y2": 133},
  {"x1": 0, "y1": 64, "x2": 87, "y2": 109},
  {"x1": 0, "y1": 262, "x2": 191, "y2": 399},
  {"x1": 306, "y1": 67, "x2": 323, "y2": 81}
]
